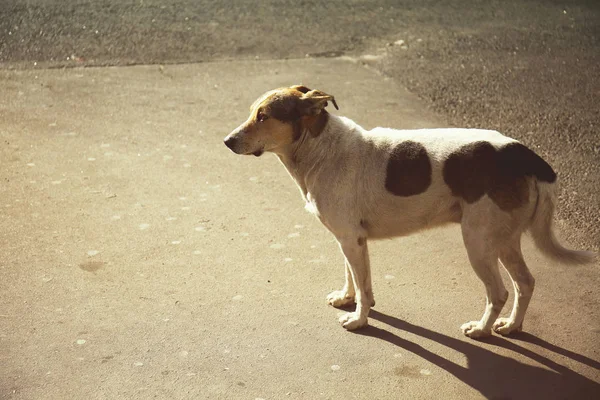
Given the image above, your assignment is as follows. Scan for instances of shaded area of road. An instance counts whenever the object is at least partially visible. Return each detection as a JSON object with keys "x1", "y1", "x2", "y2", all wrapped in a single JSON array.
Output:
[{"x1": 0, "y1": 0, "x2": 406, "y2": 67}]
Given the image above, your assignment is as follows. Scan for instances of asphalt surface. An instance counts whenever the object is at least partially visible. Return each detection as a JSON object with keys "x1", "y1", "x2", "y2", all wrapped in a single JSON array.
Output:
[{"x1": 1, "y1": 1, "x2": 599, "y2": 399}]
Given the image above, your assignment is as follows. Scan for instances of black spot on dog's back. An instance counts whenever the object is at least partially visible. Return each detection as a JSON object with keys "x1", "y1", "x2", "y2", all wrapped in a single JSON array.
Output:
[
  {"x1": 385, "y1": 141, "x2": 432, "y2": 196},
  {"x1": 443, "y1": 141, "x2": 497, "y2": 203},
  {"x1": 443, "y1": 141, "x2": 557, "y2": 210},
  {"x1": 496, "y1": 142, "x2": 556, "y2": 183}
]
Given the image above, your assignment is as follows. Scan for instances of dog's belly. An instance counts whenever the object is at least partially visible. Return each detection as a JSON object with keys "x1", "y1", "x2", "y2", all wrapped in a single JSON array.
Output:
[{"x1": 362, "y1": 196, "x2": 462, "y2": 239}]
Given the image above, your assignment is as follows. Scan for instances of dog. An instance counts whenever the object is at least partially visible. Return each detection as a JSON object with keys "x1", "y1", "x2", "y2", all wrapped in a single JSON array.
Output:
[{"x1": 223, "y1": 85, "x2": 595, "y2": 338}]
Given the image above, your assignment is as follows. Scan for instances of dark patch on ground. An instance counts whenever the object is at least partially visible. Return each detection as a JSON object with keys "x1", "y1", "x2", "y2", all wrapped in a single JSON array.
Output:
[
  {"x1": 394, "y1": 365, "x2": 425, "y2": 379},
  {"x1": 79, "y1": 261, "x2": 105, "y2": 272}
]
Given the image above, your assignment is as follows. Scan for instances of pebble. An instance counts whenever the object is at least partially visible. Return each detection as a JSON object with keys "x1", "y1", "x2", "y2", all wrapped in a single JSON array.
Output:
[{"x1": 359, "y1": 54, "x2": 384, "y2": 65}]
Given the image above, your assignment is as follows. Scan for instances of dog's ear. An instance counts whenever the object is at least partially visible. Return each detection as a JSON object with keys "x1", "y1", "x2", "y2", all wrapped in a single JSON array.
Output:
[
  {"x1": 299, "y1": 89, "x2": 339, "y2": 116},
  {"x1": 290, "y1": 85, "x2": 311, "y2": 94}
]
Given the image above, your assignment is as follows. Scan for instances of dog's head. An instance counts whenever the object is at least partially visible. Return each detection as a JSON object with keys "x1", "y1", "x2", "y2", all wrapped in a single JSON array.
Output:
[{"x1": 223, "y1": 85, "x2": 338, "y2": 156}]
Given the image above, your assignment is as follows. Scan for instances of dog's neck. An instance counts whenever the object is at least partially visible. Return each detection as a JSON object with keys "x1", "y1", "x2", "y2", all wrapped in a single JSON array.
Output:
[{"x1": 276, "y1": 113, "x2": 356, "y2": 200}]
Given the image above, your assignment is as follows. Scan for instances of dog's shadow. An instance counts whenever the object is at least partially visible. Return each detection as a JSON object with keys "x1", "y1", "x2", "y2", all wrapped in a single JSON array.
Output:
[{"x1": 356, "y1": 309, "x2": 600, "y2": 399}]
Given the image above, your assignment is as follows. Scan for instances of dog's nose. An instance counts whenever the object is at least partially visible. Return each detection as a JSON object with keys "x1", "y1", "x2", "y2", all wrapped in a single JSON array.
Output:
[{"x1": 224, "y1": 135, "x2": 238, "y2": 150}]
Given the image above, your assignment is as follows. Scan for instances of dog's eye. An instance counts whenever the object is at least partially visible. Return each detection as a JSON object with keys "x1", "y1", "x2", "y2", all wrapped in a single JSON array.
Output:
[{"x1": 257, "y1": 112, "x2": 269, "y2": 122}]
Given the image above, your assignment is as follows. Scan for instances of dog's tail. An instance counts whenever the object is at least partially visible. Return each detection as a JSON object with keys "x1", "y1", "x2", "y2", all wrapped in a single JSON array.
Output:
[{"x1": 529, "y1": 181, "x2": 596, "y2": 265}]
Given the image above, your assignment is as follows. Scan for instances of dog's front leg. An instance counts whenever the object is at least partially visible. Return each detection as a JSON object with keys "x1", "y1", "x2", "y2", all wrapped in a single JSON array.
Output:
[
  {"x1": 336, "y1": 236, "x2": 371, "y2": 330},
  {"x1": 326, "y1": 260, "x2": 356, "y2": 307}
]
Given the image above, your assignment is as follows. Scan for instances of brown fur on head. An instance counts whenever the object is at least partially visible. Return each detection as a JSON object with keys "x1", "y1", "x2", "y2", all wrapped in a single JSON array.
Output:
[{"x1": 224, "y1": 85, "x2": 338, "y2": 156}]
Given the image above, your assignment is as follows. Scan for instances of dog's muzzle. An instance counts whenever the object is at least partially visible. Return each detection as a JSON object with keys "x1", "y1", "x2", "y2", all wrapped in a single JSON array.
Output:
[
  {"x1": 224, "y1": 131, "x2": 264, "y2": 156},
  {"x1": 223, "y1": 135, "x2": 240, "y2": 152}
]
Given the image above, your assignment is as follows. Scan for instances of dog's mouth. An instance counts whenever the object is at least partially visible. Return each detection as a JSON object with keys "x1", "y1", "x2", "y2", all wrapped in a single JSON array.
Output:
[{"x1": 252, "y1": 148, "x2": 264, "y2": 157}]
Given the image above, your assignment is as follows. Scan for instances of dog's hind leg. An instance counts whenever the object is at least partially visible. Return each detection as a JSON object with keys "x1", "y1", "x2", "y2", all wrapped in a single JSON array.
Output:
[
  {"x1": 327, "y1": 260, "x2": 356, "y2": 307},
  {"x1": 335, "y1": 236, "x2": 372, "y2": 330},
  {"x1": 460, "y1": 212, "x2": 509, "y2": 339},
  {"x1": 494, "y1": 237, "x2": 535, "y2": 335},
  {"x1": 364, "y1": 256, "x2": 375, "y2": 307}
]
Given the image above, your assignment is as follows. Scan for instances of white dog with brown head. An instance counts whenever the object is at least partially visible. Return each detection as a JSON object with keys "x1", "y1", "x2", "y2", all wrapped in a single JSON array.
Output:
[{"x1": 224, "y1": 85, "x2": 595, "y2": 338}]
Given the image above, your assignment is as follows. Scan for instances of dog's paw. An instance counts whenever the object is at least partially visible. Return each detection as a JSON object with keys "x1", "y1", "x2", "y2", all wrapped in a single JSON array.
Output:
[
  {"x1": 493, "y1": 318, "x2": 523, "y2": 336},
  {"x1": 327, "y1": 290, "x2": 355, "y2": 308},
  {"x1": 339, "y1": 312, "x2": 368, "y2": 330},
  {"x1": 460, "y1": 321, "x2": 492, "y2": 339},
  {"x1": 366, "y1": 296, "x2": 376, "y2": 308}
]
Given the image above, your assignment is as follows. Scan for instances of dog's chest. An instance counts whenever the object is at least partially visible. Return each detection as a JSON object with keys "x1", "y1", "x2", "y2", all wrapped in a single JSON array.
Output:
[{"x1": 304, "y1": 192, "x2": 320, "y2": 217}]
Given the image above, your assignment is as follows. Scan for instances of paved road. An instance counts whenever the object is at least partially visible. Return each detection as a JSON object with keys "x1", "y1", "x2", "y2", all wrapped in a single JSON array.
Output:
[
  {"x1": 1, "y1": 58, "x2": 599, "y2": 400},
  {"x1": 0, "y1": 0, "x2": 404, "y2": 67},
  {"x1": 1, "y1": 1, "x2": 599, "y2": 399}
]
